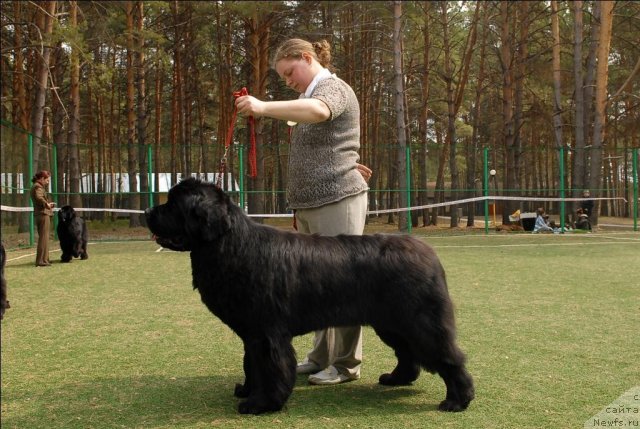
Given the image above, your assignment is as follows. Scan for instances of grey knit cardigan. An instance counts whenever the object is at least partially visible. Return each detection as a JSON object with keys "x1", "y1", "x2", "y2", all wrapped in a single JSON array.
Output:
[{"x1": 287, "y1": 76, "x2": 369, "y2": 209}]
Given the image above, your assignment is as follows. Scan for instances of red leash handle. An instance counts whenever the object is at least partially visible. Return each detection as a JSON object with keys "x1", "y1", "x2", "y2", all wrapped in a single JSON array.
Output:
[
  {"x1": 223, "y1": 87, "x2": 257, "y2": 178},
  {"x1": 233, "y1": 87, "x2": 249, "y2": 99},
  {"x1": 224, "y1": 87, "x2": 247, "y2": 149}
]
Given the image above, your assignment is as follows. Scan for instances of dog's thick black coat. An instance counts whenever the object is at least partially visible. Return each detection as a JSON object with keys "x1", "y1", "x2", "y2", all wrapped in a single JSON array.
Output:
[
  {"x1": 57, "y1": 205, "x2": 89, "y2": 262},
  {"x1": 145, "y1": 178, "x2": 474, "y2": 415}
]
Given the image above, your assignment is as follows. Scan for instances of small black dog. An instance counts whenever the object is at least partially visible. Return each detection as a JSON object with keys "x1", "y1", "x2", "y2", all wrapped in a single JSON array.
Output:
[
  {"x1": 57, "y1": 205, "x2": 89, "y2": 262},
  {"x1": 146, "y1": 178, "x2": 474, "y2": 415},
  {"x1": 1, "y1": 242, "x2": 9, "y2": 320}
]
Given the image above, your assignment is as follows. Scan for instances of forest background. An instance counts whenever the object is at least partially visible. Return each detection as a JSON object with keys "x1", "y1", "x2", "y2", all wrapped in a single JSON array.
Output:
[{"x1": 1, "y1": 1, "x2": 638, "y2": 231}]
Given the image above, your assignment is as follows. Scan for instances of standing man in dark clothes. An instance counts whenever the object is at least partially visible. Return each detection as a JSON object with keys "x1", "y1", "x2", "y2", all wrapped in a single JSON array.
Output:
[{"x1": 580, "y1": 190, "x2": 595, "y2": 219}]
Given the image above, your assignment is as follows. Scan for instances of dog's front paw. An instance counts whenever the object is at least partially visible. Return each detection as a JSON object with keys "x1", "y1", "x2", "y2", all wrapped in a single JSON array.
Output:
[
  {"x1": 438, "y1": 399, "x2": 469, "y2": 412},
  {"x1": 234, "y1": 383, "x2": 250, "y2": 398},
  {"x1": 238, "y1": 397, "x2": 281, "y2": 415},
  {"x1": 378, "y1": 373, "x2": 413, "y2": 386}
]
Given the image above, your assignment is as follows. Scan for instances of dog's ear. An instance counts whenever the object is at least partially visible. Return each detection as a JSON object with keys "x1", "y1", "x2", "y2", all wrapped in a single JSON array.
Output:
[{"x1": 188, "y1": 189, "x2": 232, "y2": 242}]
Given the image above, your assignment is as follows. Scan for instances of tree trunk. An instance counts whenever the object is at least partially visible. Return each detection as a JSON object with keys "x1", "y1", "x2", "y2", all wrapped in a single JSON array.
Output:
[
  {"x1": 13, "y1": 2, "x2": 29, "y2": 132},
  {"x1": 243, "y1": 6, "x2": 276, "y2": 217},
  {"x1": 441, "y1": 3, "x2": 457, "y2": 227},
  {"x1": 551, "y1": 1, "x2": 564, "y2": 152},
  {"x1": 393, "y1": 1, "x2": 408, "y2": 231},
  {"x1": 431, "y1": 127, "x2": 446, "y2": 226},
  {"x1": 441, "y1": 2, "x2": 479, "y2": 227},
  {"x1": 169, "y1": 0, "x2": 182, "y2": 185},
  {"x1": 582, "y1": 1, "x2": 601, "y2": 186},
  {"x1": 108, "y1": 49, "x2": 119, "y2": 220},
  {"x1": 572, "y1": 0, "x2": 586, "y2": 216},
  {"x1": 500, "y1": 2, "x2": 514, "y2": 223},
  {"x1": 588, "y1": 1, "x2": 615, "y2": 227},
  {"x1": 154, "y1": 56, "x2": 164, "y2": 206},
  {"x1": 370, "y1": 56, "x2": 383, "y2": 217},
  {"x1": 30, "y1": 1, "x2": 56, "y2": 173},
  {"x1": 51, "y1": 43, "x2": 67, "y2": 207},
  {"x1": 550, "y1": 0, "x2": 565, "y2": 223},
  {"x1": 126, "y1": 1, "x2": 140, "y2": 227},
  {"x1": 215, "y1": 3, "x2": 234, "y2": 192},
  {"x1": 13, "y1": 1, "x2": 31, "y2": 232},
  {"x1": 135, "y1": 1, "x2": 148, "y2": 224},
  {"x1": 170, "y1": 60, "x2": 178, "y2": 185},
  {"x1": 509, "y1": 1, "x2": 529, "y2": 219},
  {"x1": 468, "y1": 3, "x2": 488, "y2": 227},
  {"x1": 418, "y1": 3, "x2": 431, "y2": 227},
  {"x1": 178, "y1": 4, "x2": 189, "y2": 177},
  {"x1": 96, "y1": 79, "x2": 106, "y2": 220},
  {"x1": 68, "y1": 1, "x2": 82, "y2": 209}
]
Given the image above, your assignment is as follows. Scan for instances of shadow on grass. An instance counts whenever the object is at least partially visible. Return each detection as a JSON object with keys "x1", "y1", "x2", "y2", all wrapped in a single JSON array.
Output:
[{"x1": 5, "y1": 373, "x2": 440, "y2": 428}]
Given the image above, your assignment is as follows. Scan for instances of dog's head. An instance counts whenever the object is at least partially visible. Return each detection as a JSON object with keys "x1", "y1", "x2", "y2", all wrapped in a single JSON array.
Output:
[
  {"x1": 58, "y1": 205, "x2": 76, "y2": 223},
  {"x1": 145, "y1": 178, "x2": 233, "y2": 251}
]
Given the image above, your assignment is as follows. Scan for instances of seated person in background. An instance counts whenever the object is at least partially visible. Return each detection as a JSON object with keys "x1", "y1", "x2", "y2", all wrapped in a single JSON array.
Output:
[
  {"x1": 574, "y1": 208, "x2": 591, "y2": 231},
  {"x1": 533, "y1": 207, "x2": 554, "y2": 233}
]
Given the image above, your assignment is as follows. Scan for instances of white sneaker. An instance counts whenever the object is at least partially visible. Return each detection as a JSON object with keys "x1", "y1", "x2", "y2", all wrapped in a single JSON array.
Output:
[
  {"x1": 308, "y1": 365, "x2": 359, "y2": 385},
  {"x1": 296, "y1": 359, "x2": 321, "y2": 375}
]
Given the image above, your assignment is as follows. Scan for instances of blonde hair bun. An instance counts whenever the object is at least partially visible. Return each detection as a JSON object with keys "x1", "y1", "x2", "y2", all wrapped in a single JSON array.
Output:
[{"x1": 273, "y1": 38, "x2": 332, "y2": 69}]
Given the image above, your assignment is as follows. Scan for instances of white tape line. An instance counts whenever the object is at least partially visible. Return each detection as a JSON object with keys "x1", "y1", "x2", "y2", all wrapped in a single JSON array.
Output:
[
  {"x1": 1, "y1": 196, "x2": 630, "y2": 217},
  {"x1": 366, "y1": 196, "x2": 628, "y2": 215},
  {"x1": 0, "y1": 205, "x2": 145, "y2": 213}
]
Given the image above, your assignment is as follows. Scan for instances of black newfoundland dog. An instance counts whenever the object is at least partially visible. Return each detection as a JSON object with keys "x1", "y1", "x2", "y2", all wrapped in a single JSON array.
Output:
[
  {"x1": 145, "y1": 178, "x2": 474, "y2": 415},
  {"x1": 57, "y1": 205, "x2": 89, "y2": 262}
]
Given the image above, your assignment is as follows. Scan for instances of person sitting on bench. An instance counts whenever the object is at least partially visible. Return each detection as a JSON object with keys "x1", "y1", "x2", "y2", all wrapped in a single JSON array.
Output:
[
  {"x1": 533, "y1": 207, "x2": 554, "y2": 233},
  {"x1": 574, "y1": 208, "x2": 591, "y2": 231}
]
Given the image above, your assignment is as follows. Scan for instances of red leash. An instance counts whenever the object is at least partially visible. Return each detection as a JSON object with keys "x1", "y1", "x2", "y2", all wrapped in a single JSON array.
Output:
[{"x1": 220, "y1": 87, "x2": 257, "y2": 187}]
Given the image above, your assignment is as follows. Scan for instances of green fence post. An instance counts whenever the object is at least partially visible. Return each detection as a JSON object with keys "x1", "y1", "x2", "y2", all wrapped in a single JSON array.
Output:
[
  {"x1": 28, "y1": 133, "x2": 34, "y2": 246},
  {"x1": 406, "y1": 144, "x2": 412, "y2": 234},
  {"x1": 483, "y1": 147, "x2": 489, "y2": 235},
  {"x1": 634, "y1": 148, "x2": 638, "y2": 232},
  {"x1": 147, "y1": 144, "x2": 153, "y2": 208},
  {"x1": 559, "y1": 146, "x2": 565, "y2": 232}
]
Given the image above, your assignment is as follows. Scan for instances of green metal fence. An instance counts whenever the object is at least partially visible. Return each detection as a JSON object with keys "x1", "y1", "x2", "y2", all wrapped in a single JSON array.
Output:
[{"x1": 1, "y1": 120, "x2": 638, "y2": 249}]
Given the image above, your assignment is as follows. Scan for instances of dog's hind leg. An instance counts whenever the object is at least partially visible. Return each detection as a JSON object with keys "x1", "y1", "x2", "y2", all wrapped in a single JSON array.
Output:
[
  {"x1": 435, "y1": 361, "x2": 474, "y2": 412},
  {"x1": 80, "y1": 244, "x2": 88, "y2": 260},
  {"x1": 237, "y1": 334, "x2": 296, "y2": 415},
  {"x1": 80, "y1": 237, "x2": 88, "y2": 259},
  {"x1": 409, "y1": 317, "x2": 475, "y2": 412},
  {"x1": 373, "y1": 328, "x2": 421, "y2": 386}
]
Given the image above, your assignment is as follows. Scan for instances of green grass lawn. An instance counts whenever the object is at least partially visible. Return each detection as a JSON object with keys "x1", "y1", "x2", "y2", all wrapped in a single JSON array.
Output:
[{"x1": 1, "y1": 232, "x2": 639, "y2": 428}]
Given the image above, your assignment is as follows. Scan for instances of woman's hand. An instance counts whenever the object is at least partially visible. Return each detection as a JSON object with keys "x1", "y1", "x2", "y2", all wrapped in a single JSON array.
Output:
[
  {"x1": 235, "y1": 95, "x2": 266, "y2": 118},
  {"x1": 357, "y1": 163, "x2": 372, "y2": 182}
]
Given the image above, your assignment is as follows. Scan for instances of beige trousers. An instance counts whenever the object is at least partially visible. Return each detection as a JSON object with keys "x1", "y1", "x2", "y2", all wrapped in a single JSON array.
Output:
[{"x1": 294, "y1": 191, "x2": 368, "y2": 377}]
